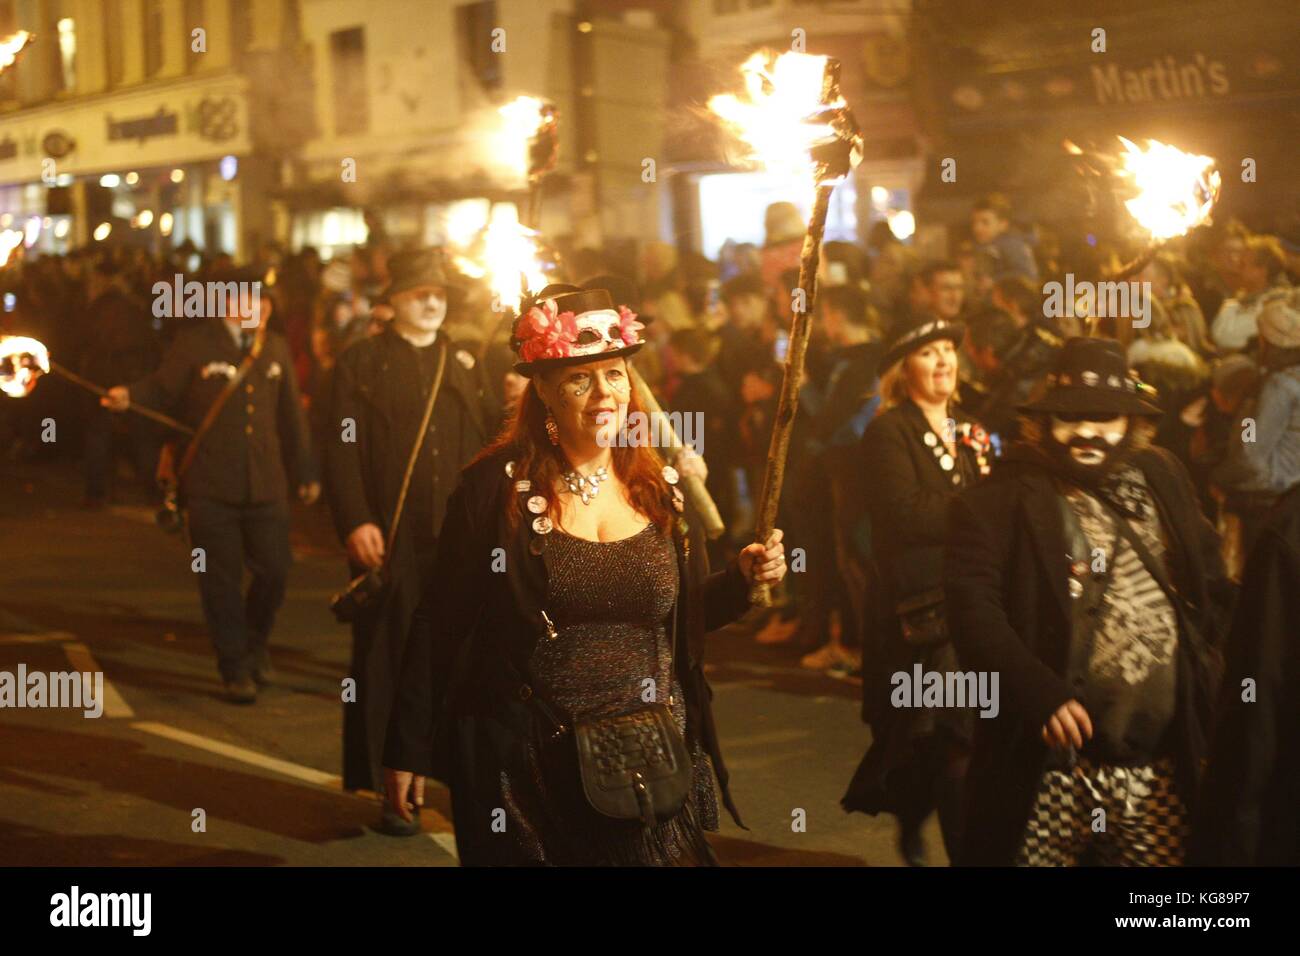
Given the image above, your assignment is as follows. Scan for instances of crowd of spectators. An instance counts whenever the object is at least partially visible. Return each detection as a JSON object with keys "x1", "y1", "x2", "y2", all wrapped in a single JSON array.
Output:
[{"x1": 4, "y1": 192, "x2": 1300, "y2": 674}]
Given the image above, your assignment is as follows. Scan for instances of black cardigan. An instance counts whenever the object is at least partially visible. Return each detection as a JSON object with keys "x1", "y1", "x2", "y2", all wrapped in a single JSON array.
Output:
[{"x1": 383, "y1": 445, "x2": 754, "y2": 825}]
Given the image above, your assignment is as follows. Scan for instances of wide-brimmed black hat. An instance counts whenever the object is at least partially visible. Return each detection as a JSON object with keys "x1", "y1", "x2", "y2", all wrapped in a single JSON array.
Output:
[
  {"x1": 511, "y1": 283, "x2": 645, "y2": 376},
  {"x1": 383, "y1": 249, "x2": 455, "y2": 299},
  {"x1": 1020, "y1": 337, "x2": 1162, "y2": 417},
  {"x1": 880, "y1": 314, "x2": 966, "y2": 370}
]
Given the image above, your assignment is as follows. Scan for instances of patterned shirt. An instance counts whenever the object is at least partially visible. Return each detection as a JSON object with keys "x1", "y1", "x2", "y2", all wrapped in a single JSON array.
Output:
[{"x1": 1065, "y1": 467, "x2": 1179, "y2": 764}]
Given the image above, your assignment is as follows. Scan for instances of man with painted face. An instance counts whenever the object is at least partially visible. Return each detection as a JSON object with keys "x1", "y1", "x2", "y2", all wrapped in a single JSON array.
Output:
[
  {"x1": 324, "y1": 248, "x2": 498, "y2": 834},
  {"x1": 944, "y1": 337, "x2": 1231, "y2": 866}
]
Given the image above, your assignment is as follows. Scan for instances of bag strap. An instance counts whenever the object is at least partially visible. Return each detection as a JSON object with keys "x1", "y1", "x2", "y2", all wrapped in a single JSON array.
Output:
[
  {"x1": 379, "y1": 339, "x2": 447, "y2": 574},
  {"x1": 1090, "y1": 492, "x2": 1180, "y2": 607},
  {"x1": 176, "y1": 323, "x2": 268, "y2": 481}
]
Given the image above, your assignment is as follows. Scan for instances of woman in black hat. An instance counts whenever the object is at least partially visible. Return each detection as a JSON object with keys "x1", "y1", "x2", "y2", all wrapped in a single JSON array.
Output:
[
  {"x1": 381, "y1": 284, "x2": 787, "y2": 865},
  {"x1": 842, "y1": 315, "x2": 992, "y2": 865}
]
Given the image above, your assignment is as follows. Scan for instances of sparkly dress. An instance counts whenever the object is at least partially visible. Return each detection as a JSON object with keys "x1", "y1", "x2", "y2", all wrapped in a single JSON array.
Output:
[{"x1": 497, "y1": 521, "x2": 720, "y2": 865}]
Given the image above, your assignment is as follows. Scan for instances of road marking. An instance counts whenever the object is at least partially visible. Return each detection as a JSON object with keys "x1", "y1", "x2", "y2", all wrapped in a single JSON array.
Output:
[
  {"x1": 0, "y1": 631, "x2": 76, "y2": 645},
  {"x1": 131, "y1": 721, "x2": 458, "y2": 858},
  {"x1": 63, "y1": 642, "x2": 135, "y2": 718},
  {"x1": 133, "y1": 721, "x2": 339, "y2": 785},
  {"x1": 429, "y1": 833, "x2": 459, "y2": 859}
]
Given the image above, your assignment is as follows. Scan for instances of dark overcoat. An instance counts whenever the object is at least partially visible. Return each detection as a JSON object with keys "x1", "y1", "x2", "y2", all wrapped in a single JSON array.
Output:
[
  {"x1": 324, "y1": 329, "x2": 496, "y2": 792},
  {"x1": 944, "y1": 444, "x2": 1232, "y2": 865},
  {"x1": 382, "y1": 445, "x2": 753, "y2": 864},
  {"x1": 1192, "y1": 484, "x2": 1300, "y2": 866},
  {"x1": 842, "y1": 399, "x2": 983, "y2": 815}
]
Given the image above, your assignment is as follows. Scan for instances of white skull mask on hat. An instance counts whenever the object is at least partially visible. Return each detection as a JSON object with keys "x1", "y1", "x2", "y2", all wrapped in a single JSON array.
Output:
[{"x1": 570, "y1": 308, "x2": 625, "y2": 358}]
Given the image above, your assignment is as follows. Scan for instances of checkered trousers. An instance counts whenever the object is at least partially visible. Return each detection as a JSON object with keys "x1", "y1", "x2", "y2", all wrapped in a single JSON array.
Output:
[{"x1": 1016, "y1": 756, "x2": 1188, "y2": 866}]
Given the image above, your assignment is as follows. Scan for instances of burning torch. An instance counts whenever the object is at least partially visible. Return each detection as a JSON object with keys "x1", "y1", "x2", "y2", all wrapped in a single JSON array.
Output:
[
  {"x1": 709, "y1": 51, "x2": 864, "y2": 604},
  {"x1": 0, "y1": 336, "x2": 194, "y2": 434},
  {"x1": 1068, "y1": 136, "x2": 1221, "y2": 285}
]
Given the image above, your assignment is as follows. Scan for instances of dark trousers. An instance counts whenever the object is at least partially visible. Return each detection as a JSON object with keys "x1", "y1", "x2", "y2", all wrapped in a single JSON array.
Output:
[{"x1": 187, "y1": 497, "x2": 291, "y2": 682}]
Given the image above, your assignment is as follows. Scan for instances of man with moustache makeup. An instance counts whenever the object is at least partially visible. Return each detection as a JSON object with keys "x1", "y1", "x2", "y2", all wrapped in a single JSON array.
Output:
[
  {"x1": 324, "y1": 249, "x2": 498, "y2": 834},
  {"x1": 944, "y1": 338, "x2": 1231, "y2": 866}
]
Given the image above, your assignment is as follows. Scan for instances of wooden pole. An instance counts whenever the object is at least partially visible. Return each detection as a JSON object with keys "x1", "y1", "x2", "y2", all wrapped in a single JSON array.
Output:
[
  {"x1": 629, "y1": 366, "x2": 725, "y2": 540},
  {"x1": 748, "y1": 183, "x2": 834, "y2": 605},
  {"x1": 49, "y1": 362, "x2": 195, "y2": 435}
]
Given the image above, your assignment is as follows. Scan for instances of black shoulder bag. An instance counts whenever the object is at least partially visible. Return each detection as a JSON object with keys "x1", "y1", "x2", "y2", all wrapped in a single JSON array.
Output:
[{"x1": 330, "y1": 341, "x2": 447, "y2": 623}]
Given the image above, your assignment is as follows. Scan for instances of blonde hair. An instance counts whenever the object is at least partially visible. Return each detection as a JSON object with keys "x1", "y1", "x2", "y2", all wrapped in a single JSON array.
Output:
[{"x1": 876, "y1": 355, "x2": 961, "y2": 414}]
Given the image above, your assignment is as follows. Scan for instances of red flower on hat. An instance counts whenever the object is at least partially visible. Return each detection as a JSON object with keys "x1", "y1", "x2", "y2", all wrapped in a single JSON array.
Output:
[
  {"x1": 617, "y1": 305, "x2": 644, "y2": 347},
  {"x1": 517, "y1": 301, "x2": 578, "y2": 362}
]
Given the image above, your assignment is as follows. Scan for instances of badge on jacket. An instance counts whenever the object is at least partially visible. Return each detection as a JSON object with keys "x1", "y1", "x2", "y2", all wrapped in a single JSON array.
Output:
[
  {"x1": 456, "y1": 348, "x2": 476, "y2": 370},
  {"x1": 201, "y1": 361, "x2": 237, "y2": 380},
  {"x1": 266, "y1": 360, "x2": 283, "y2": 380}
]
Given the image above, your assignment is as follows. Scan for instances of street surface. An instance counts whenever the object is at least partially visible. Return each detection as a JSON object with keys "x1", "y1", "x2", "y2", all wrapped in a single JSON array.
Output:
[{"x1": 0, "y1": 459, "x2": 945, "y2": 866}]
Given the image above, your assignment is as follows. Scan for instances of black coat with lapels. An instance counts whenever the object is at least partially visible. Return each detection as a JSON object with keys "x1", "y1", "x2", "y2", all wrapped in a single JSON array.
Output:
[
  {"x1": 843, "y1": 398, "x2": 988, "y2": 816},
  {"x1": 382, "y1": 444, "x2": 753, "y2": 862}
]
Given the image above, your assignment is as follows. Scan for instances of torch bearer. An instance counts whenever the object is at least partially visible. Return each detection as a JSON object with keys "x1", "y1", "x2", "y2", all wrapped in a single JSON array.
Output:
[{"x1": 710, "y1": 51, "x2": 863, "y2": 604}]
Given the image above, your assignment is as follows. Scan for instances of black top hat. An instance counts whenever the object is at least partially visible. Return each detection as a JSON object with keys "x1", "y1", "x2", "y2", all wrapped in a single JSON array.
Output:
[
  {"x1": 880, "y1": 314, "x2": 966, "y2": 370},
  {"x1": 511, "y1": 283, "x2": 646, "y2": 376},
  {"x1": 1019, "y1": 337, "x2": 1162, "y2": 417},
  {"x1": 383, "y1": 249, "x2": 453, "y2": 299}
]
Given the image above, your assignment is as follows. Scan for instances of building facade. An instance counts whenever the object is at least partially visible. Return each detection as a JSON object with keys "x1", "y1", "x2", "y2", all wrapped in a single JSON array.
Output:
[
  {"x1": 287, "y1": 0, "x2": 675, "y2": 257},
  {"x1": 0, "y1": 0, "x2": 311, "y2": 259}
]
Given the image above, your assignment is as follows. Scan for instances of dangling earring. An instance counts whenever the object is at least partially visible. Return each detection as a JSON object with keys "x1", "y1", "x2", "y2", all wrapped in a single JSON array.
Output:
[{"x1": 545, "y1": 411, "x2": 560, "y2": 446}]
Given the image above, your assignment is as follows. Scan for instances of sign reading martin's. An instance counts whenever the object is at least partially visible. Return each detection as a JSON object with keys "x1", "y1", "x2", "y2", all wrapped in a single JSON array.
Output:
[{"x1": 944, "y1": 42, "x2": 1295, "y2": 121}]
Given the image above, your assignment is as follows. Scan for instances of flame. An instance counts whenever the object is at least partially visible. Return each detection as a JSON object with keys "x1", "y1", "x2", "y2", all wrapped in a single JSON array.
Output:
[
  {"x1": 1115, "y1": 137, "x2": 1220, "y2": 242},
  {"x1": 453, "y1": 205, "x2": 549, "y2": 313},
  {"x1": 0, "y1": 335, "x2": 50, "y2": 398},
  {"x1": 708, "y1": 51, "x2": 847, "y2": 191},
  {"x1": 495, "y1": 96, "x2": 553, "y2": 183},
  {"x1": 0, "y1": 30, "x2": 31, "y2": 72},
  {"x1": 0, "y1": 227, "x2": 24, "y2": 266}
]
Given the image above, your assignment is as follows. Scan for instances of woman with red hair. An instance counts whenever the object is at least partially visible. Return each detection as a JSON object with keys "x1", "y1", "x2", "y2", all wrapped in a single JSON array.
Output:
[{"x1": 382, "y1": 284, "x2": 786, "y2": 865}]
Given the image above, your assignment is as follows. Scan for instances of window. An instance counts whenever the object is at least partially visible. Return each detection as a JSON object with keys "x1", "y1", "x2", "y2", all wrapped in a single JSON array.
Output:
[
  {"x1": 104, "y1": 0, "x2": 123, "y2": 87},
  {"x1": 230, "y1": 0, "x2": 251, "y2": 66},
  {"x1": 282, "y1": 0, "x2": 302, "y2": 46},
  {"x1": 185, "y1": 0, "x2": 203, "y2": 72},
  {"x1": 144, "y1": 0, "x2": 164, "y2": 77},
  {"x1": 0, "y1": 0, "x2": 17, "y2": 101},
  {"x1": 329, "y1": 27, "x2": 368, "y2": 135},
  {"x1": 56, "y1": 17, "x2": 75, "y2": 91},
  {"x1": 456, "y1": 1, "x2": 500, "y2": 92}
]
